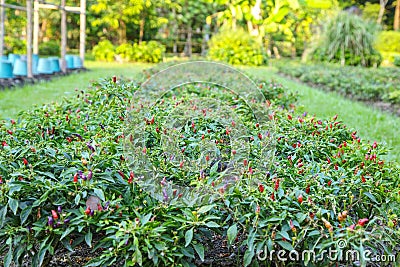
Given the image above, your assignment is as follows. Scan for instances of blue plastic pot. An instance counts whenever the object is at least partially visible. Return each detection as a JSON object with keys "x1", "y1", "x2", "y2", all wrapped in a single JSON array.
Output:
[
  {"x1": 37, "y1": 58, "x2": 53, "y2": 74},
  {"x1": 8, "y1": 54, "x2": 20, "y2": 66},
  {"x1": 0, "y1": 55, "x2": 8, "y2": 61},
  {"x1": 49, "y1": 57, "x2": 61, "y2": 72},
  {"x1": 20, "y1": 55, "x2": 27, "y2": 60},
  {"x1": 65, "y1": 55, "x2": 74, "y2": 69},
  {"x1": 73, "y1": 56, "x2": 83, "y2": 68},
  {"x1": 32, "y1": 54, "x2": 39, "y2": 75},
  {"x1": 13, "y1": 59, "x2": 27, "y2": 76},
  {"x1": 0, "y1": 60, "x2": 14, "y2": 78}
]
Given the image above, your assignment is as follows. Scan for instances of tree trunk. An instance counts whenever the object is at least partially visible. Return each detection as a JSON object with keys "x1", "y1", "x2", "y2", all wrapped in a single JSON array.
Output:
[
  {"x1": 377, "y1": 0, "x2": 388, "y2": 25},
  {"x1": 139, "y1": 18, "x2": 145, "y2": 44},
  {"x1": 118, "y1": 20, "x2": 127, "y2": 44},
  {"x1": 394, "y1": 0, "x2": 400, "y2": 31},
  {"x1": 185, "y1": 25, "x2": 192, "y2": 57}
]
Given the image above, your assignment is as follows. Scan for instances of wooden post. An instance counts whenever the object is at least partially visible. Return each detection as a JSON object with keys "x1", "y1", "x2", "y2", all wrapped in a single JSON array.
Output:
[
  {"x1": 79, "y1": 0, "x2": 86, "y2": 66},
  {"x1": 60, "y1": 0, "x2": 66, "y2": 73},
  {"x1": 33, "y1": 0, "x2": 39, "y2": 54},
  {"x1": 0, "y1": 0, "x2": 5, "y2": 57},
  {"x1": 26, "y1": 0, "x2": 33, "y2": 78}
]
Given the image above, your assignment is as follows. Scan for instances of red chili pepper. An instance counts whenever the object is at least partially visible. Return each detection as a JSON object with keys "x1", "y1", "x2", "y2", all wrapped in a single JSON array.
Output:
[
  {"x1": 298, "y1": 194, "x2": 303, "y2": 204},
  {"x1": 7, "y1": 130, "x2": 12, "y2": 135},
  {"x1": 274, "y1": 179, "x2": 280, "y2": 191},
  {"x1": 270, "y1": 192, "x2": 275, "y2": 201},
  {"x1": 73, "y1": 173, "x2": 78, "y2": 183},
  {"x1": 243, "y1": 159, "x2": 248, "y2": 166},
  {"x1": 287, "y1": 114, "x2": 292, "y2": 120},
  {"x1": 84, "y1": 207, "x2": 91, "y2": 215},
  {"x1": 258, "y1": 183, "x2": 264, "y2": 193},
  {"x1": 118, "y1": 171, "x2": 125, "y2": 179},
  {"x1": 179, "y1": 161, "x2": 184, "y2": 168},
  {"x1": 255, "y1": 205, "x2": 260, "y2": 214},
  {"x1": 327, "y1": 180, "x2": 332, "y2": 186},
  {"x1": 51, "y1": 210, "x2": 58, "y2": 220},
  {"x1": 306, "y1": 184, "x2": 310, "y2": 194},
  {"x1": 357, "y1": 218, "x2": 369, "y2": 227},
  {"x1": 361, "y1": 176, "x2": 366, "y2": 183},
  {"x1": 23, "y1": 158, "x2": 28, "y2": 165},
  {"x1": 112, "y1": 76, "x2": 117, "y2": 83},
  {"x1": 258, "y1": 133, "x2": 262, "y2": 140}
]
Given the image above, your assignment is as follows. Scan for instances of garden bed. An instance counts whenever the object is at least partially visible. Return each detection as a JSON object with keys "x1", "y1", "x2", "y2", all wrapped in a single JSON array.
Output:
[
  {"x1": 277, "y1": 63, "x2": 400, "y2": 116},
  {"x1": 0, "y1": 64, "x2": 399, "y2": 266}
]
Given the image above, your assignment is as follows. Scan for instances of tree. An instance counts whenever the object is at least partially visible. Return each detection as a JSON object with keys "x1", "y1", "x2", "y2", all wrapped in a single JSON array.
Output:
[{"x1": 395, "y1": 0, "x2": 400, "y2": 30}]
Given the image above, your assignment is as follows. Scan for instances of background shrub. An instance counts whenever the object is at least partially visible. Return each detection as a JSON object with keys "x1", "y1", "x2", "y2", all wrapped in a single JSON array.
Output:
[
  {"x1": 92, "y1": 40, "x2": 115, "y2": 62},
  {"x1": 313, "y1": 12, "x2": 381, "y2": 67},
  {"x1": 38, "y1": 40, "x2": 60, "y2": 56},
  {"x1": 394, "y1": 56, "x2": 400, "y2": 67},
  {"x1": 375, "y1": 31, "x2": 400, "y2": 53},
  {"x1": 4, "y1": 36, "x2": 26, "y2": 55},
  {"x1": 116, "y1": 43, "x2": 134, "y2": 62},
  {"x1": 131, "y1": 41, "x2": 165, "y2": 63},
  {"x1": 208, "y1": 29, "x2": 267, "y2": 66}
]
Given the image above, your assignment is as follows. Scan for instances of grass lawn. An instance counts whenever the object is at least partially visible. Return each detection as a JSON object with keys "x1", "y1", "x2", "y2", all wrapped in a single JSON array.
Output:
[
  {"x1": 247, "y1": 67, "x2": 400, "y2": 163},
  {"x1": 0, "y1": 61, "x2": 398, "y2": 163},
  {"x1": 0, "y1": 61, "x2": 148, "y2": 119}
]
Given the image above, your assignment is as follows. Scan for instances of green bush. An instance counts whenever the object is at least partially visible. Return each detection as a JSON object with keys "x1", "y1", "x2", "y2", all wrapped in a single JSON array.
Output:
[
  {"x1": 314, "y1": 12, "x2": 381, "y2": 67},
  {"x1": 132, "y1": 41, "x2": 165, "y2": 63},
  {"x1": 375, "y1": 31, "x2": 400, "y2": 53},
  {"x1": 208, "y1": 29, "x2": 267, "y2": 66},
  {"x1": 38, "y1": 40, "x2": 60, "y2": 56},
  {"x1": 92, "y1": 40, "x2": 115, "y2": 62},
  {"x1": 4, "y1": 36, "x2": 26, "y2": 55},
  {"x1": 115, "y1": 43, "x2": 134, "y2": 62},
  {"x1": 394, "y1": 56, "x2": 400, "y2": 67}
]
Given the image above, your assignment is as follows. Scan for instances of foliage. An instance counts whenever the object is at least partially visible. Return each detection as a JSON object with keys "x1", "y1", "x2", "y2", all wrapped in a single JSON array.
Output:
[
  {"x1": 395, "y1": 56, "x2": 400, "y2": 67},
  {"x1": 277, "y1": 62, "x2": 400, "y2": 102},
  {"x1": 383, "y1": 90, "x2": 400, "y2": 104},
  {"x1": 375, "y1": 31, "x2": 400, "y2": 53},
  {"x1": 115, "y1": 41, "x2": 165, "y2": 63},
  {"x1": 0, "y1": 69, "x2": 399, "y2": 266},
  {"x1": 92, "y1": 40, "x2": 115, "y2": 62},
  {"x1": 132, "y1": 41, "x2": 165, "y2": 63},
  {"x1": 314, "y1": 12, "x2": 382, "y2": 67},
  {"x1": 4, "y1": 36, "x2": 26, "y2": 55},
  {"x1": 38, "y1": 41, "x2": 60, "y2": 56},
  {"x1": 208, "y1": 29, "x2": 267, "y2": 66},
  {"x1": 115, "y1": 43, "x2": 134, "y2": 62}
]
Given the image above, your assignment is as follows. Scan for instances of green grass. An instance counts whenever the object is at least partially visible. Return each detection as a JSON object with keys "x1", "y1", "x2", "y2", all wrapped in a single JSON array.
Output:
[
  {"x1": 247, "y1": 66, "x2": 400, "y2": 163},
  {"x1": 0, "y1": 62, "x2": 398, "y2": 162},
  {"x1": 0, "y1": 61, "x2": 148, "y2": 119}
]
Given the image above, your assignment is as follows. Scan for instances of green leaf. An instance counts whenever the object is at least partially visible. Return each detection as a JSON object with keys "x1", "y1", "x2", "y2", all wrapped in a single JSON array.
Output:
[
  {"x1": 364, "y1": 191, "x2": 378, "y2": 204},
  {"x1": 140, "y1": 213, "x2": 152, "y2": 226},
  {"x1": 243, "y1": 249, "x2": 255, "y2": 267},
  {"x1": 227, "y1": 224, "x2": 238, "y2": 245},
  {"x1": 4, "y1": 247, "x2": 12, "y2": 267},
  {"x1": 205, "y1": 221, "x2": 219, "y2": 228},
  {"x1": 192, "y1": 243, "x2": 204, "y2": 262},
  {"x1": 20, "y1": 206, "x2": 32, "y2": 225},
  {"x1": 197, "y1": 204, "x2": 215, "y2": 214},
  {"x1": 85, "y1": 230, "x2": 92, "y2": 247},
  {"x1": 276, "y1": 240, "x2": 294, "y2": 251},
  {"x1": 60, "y1": 227, "x2": 75, "y2": 240},
  {"x1": 93, "y1": 188, "x2": 105, "y2": 202},
  {"x1": 133, "y1": 249, "x2": 143, "y2": 266},
  {"x1": 74, "y1": 194, "x2": 81, "y2": 206},
  {"x1": 8, "y1": 198, "x2": 18, "y2": 215},
  {"x1": 185, "y1": 228, "x2": 194, "y2": 247}
]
